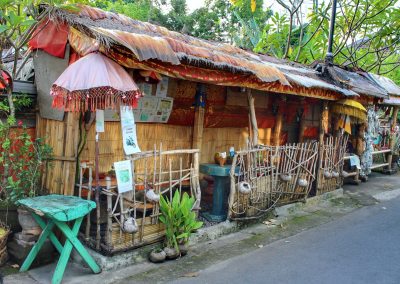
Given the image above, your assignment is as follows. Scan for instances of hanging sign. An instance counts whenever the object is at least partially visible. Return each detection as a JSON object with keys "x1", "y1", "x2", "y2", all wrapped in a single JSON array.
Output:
[
  {"x1": 114, "y1": 160, "x2": 133, "y2": 193},
  {"x1": 120, "y1": 106, "x2": 141, "y2": 155},
  {"x1": 95, "y1": 109, "x2": 105, "y2": 133}
]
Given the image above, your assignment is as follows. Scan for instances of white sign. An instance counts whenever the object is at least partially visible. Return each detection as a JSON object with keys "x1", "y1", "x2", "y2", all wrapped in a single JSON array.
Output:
[
  {"x1": 120, "y1": 106, "x2": 141, "y2": 155},
  {"x1": 95, "y1": 110, "x2": 105, "y2": 133},
  {"x1": 114, "y1": 160, "x2": 133, "y2": 193}
]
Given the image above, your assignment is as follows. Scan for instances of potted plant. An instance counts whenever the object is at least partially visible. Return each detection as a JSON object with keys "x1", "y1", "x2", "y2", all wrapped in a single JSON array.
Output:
[
  {"x1": 0, "y1": 95, "x2": 52, "y2": 233},
  {"x1": 157, "y1": 190, "x2": 203, "y2": 260},
  {"x1": 175, "y1": 192, "x2": 203, "y2": 256}
]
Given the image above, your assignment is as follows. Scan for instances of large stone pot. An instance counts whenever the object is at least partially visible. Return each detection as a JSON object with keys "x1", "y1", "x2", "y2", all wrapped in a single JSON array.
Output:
[{"x1": 17, "y1": 208, "x2": 42, "y2": 236}]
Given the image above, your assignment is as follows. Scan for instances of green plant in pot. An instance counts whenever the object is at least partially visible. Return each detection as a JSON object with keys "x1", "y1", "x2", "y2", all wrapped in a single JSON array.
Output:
[
  {"x1": 158, "y1": 190, "x2": 203, "y2": 259},
  {"x1": 176, "y1": 192, "x2": 203, "y2": 256},
  {"x1": 0, "y1": 95, "x2": 53, "y2": 234}
]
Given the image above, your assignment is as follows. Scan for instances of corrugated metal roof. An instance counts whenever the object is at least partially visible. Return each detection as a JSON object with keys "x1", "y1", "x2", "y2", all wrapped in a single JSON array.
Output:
[{"x1": 368, "y1": 73, "x2": 400, "y2": 96}]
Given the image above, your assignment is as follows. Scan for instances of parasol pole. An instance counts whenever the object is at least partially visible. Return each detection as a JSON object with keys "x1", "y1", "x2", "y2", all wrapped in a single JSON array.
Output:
[{"x1": 95, "y1": 131, "x2": 101, "y2": 250}]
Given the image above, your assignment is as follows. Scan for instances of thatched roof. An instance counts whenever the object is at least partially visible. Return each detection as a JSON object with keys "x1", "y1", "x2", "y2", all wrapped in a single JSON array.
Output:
[{"x1": 46, "y1": 4, "x2": 360, "y2": 100}]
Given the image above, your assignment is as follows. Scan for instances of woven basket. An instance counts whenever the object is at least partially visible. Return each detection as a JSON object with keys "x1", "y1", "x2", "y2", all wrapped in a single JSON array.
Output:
[
  {"x1": 0, "y1": 222, "x2": 10, "y2": 266},
  {"x1": 0, "y1": 246, "x2": 8, "y2": 266}
]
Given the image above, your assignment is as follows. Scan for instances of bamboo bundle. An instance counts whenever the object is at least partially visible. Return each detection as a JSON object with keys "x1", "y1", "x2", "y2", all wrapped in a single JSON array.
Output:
[{"x1": 317, "y1": 134, "x2": 348, "y2": 194}]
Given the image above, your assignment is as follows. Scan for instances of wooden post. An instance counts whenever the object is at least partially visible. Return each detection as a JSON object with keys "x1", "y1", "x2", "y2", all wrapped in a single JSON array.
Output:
[
  {"x1": 298, "y1": 118, "x2": 306, "y2": 143},
  {"x1": 192, "y1": 108, "x2": 205, "y2": 150},
  {"x1": 317, "y1": 101, "x2": 329, "y2": 191},
  {"x1": 192, "y1": 84, "x2": 205, "y2": 150},
  {"x1": 247, "y1": 89, "x2": 258, "y2": 146},
  {"x1": 319, "y1": 101, "x2": 329, "y2": 144},
  {"x1": 386, "y1": 106, "x2": 399, "y2": 170},
  {"x1": 265, "y1": 128, "x2": 272, "y2": 145},
  {"x1": 298, "y1": 99, "x2": 306, "y2": 143},
  {"x1": 273, "y1": 105, "x2": 283, "y2": 146}
]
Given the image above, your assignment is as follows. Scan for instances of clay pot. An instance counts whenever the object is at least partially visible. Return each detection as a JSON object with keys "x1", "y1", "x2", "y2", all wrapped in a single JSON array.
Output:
[
  {"x1": 238, "y1": 181, "x2": 252, "y2": 194},
  {"x1": 163, "y1": 247, "x2": 180, "y2": 260},
  {"x1": 323, "y1": 170, "x2": 332, "y2": 179},
  {"x1": 214, "y1": 152, "x2": 227, "y2": 166},
  {"x1": 123, "y1": 217, "x2": 138, "y2": 234},
  {"x1": 146, "y1": 189, "x2": 160, "y2": 203},
  {"x1": 149, "y1": 249, "x2": 166, "y2": 263},
  {"x1": 17, "y1": 208, "x2": 41, "y2": 236},
  {"x1": 280, "y1": 174, "x2": 292, "y2": 182},
  {"x1": 297, "y1": 178, "x2": 308, "y2": 187},
  {"x1": 332, "y1": 171, "x2": 340, "y2": 178}
]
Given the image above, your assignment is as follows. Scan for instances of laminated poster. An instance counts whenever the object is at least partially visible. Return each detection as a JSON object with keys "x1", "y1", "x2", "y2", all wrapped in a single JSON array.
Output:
[
  {"x1": 95, "y1": 109, "x2": 105, "y2": 133},
  {"x1": 114, "y1": 160, "x2": 133, "y2": 193},
  {"x1": 120, "y1": 106, "x2": 141, "y2": 155}
]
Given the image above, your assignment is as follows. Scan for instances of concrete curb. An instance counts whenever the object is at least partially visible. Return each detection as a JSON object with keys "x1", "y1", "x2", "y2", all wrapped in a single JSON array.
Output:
[{"x1": 72, "y1": 188, "x2": 344, "y2": 271}]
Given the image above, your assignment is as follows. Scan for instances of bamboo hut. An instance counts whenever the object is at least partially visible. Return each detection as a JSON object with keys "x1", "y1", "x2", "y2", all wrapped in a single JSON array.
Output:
[{"x1": 28, "y1": 4, "x2": 365, "y2": 252}]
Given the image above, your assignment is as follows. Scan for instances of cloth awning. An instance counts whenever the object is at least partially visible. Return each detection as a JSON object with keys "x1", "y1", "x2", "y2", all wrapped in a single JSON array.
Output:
[{"x1": 331, "y1": 99, "x2": 367, "y2": 121}]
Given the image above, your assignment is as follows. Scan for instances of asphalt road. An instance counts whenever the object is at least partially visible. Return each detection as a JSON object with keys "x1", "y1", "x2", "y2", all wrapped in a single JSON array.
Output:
[{"x1": 174, "y1": 197, "x2": 400, "y2": 284}]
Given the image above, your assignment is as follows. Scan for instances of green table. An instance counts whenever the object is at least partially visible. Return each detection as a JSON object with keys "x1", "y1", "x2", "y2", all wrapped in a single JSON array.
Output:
[{"x1": 17, "y1": 195, "x2": 101, "y2": 284}]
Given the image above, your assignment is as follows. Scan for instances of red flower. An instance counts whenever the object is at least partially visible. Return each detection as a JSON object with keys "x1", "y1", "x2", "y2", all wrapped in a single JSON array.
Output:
[{"x1": 18, "y1": 120, "x2": 23, "y2": 126}]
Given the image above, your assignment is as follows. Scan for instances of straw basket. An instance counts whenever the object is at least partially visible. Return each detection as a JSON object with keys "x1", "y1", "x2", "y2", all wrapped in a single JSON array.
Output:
[{"x1": 0, "y1": 222, "x2": 10, "y2": 266}]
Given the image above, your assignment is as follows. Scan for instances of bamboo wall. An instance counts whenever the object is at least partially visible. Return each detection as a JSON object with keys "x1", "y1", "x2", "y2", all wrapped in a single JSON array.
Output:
[
  {"x1": 200, "y1": 127, "x2": 272, "y2": 163},
  {"x1": 36, "y1": 112, "x2": 80, "y2": 195},
  {"x1": 80, "y1": 123, "x2": 193, "y2": 174}
]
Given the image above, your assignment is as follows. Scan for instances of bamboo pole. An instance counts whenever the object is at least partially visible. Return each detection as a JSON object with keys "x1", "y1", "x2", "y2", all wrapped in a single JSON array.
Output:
[
  {"x1": 192, "y1": 106, "x2": 205, "y2": 150},
  {"x1": 247, "y1": 89, "x2": 259, "y2": 146},
  {"x1": 192, "y1": 84, "x2": 205, "y2": 150}
]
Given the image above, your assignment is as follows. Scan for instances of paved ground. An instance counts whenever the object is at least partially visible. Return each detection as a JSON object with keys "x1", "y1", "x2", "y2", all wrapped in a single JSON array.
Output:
[
  {"x1": 173, "y1": 195, "x2": 400, "y2": 284},
  {"x1": 4, "y1": 172, "x2": 400, "y2": 284}
]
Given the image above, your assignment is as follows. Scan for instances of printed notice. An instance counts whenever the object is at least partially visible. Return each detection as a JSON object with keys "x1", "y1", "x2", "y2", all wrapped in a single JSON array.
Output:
[
  {"x1": 120, "y1": 106, "x2": 141, "y2": 155},
  {"x1": 114, "y1": 160, "x2": 133, "y2": 193}
]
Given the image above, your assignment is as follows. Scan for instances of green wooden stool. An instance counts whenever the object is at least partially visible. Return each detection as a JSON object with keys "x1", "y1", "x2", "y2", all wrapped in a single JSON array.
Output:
[{"x1": 17, "y1": 194, "x2": 101, "y2": 284}]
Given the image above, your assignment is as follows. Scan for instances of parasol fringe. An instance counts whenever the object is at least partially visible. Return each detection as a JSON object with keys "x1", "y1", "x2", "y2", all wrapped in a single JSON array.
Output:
[{"x1": 51, "y1": 85, "x2": 142, "y2": 111}]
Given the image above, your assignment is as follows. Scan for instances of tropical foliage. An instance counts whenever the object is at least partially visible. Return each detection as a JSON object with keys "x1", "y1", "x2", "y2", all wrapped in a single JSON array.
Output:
[{"x1": 159, "y1": 191, "x2": 203, "y2": 250}]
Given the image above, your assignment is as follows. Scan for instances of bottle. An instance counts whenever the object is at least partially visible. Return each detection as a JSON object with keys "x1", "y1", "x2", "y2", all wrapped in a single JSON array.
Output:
[{"x1": 229, "y1": 146, "x2": 235, "y2": 158}]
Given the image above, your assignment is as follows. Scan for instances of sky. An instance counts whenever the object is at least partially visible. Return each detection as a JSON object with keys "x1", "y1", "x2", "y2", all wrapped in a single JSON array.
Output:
[
  {"x1": 186, "y1": 0, "x2": 315, "y2": 16},
  {"x1": 187, "y1": 0, "x2": 206, "y2": 12}
]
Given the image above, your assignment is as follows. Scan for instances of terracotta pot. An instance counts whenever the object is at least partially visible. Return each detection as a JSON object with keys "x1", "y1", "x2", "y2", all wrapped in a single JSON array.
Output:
[
  {"x1": 149, "y1": 249, "x2": 166, "y2": 263},
  {"x1": 17, "y1": 208, "x2": 41, "y2": 236},
  {"x1": 163, "y1": 247, "x2": 180, "y2": 260}
]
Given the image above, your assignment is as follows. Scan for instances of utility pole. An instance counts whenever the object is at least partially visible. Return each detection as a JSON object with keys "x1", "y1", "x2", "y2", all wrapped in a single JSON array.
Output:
[{"x1": 325, "y1": 0, "x2": 337, "y2": 65}]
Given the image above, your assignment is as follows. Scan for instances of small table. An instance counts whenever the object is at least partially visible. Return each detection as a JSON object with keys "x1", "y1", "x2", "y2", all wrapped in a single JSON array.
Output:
[
  {"x1": 18, "y1": 195, "x2": 101, "y2": 284},
  {"x1": 200, "y1": 163, "x2": 236, "y2": 222}
]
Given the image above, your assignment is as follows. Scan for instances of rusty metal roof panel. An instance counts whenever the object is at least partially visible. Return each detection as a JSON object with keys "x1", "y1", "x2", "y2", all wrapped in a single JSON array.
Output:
[{"x1": 368, "y1": 73, "x2": 400, "y2": 96}]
